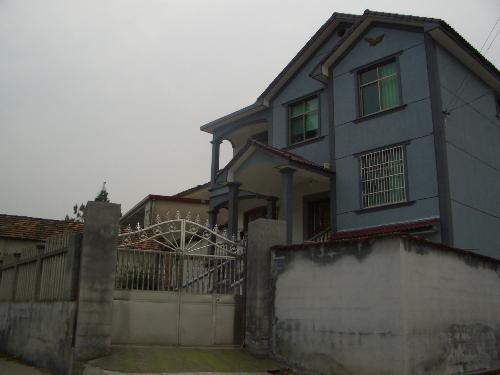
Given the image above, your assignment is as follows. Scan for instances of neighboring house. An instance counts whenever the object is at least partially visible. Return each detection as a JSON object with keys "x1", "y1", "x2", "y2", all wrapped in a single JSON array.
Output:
[
  {"x1": 121, "y1": 192, "x2": 228, "y2": 228},
  {"x1": 200, "y1": 10, "x2": 500, "y2": 259},
  {"x1": 0, "y1": 214, "x2": 83, "y2": 259}
]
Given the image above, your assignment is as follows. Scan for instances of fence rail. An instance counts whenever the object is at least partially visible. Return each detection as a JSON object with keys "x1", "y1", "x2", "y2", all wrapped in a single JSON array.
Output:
[
  {"x1": 0, "y1": 232, "x2": 79, "y2": 302},
  {"x1": 115, "y1": 247, "x2": 245, "y2": 295}
]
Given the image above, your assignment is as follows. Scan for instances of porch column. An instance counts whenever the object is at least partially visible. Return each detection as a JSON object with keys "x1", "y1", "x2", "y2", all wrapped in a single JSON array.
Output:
[
  {"x1": 227, "y1": 182, "x2": 241, "y2": 238},
  {"x1": 210, "y1": 138, "x2": 222, "y2": 186},
  {"x1": 279, "y1": 167, "x2": 296, "y2": 244},
  {"x1": 329, "y1": 176, "x2": 336, "y2": 237},
  {"x1": 208, "y1": 207, "x2": 219, "y2": 229},
  {"x1": 208, "y1": 207, "x2": 219, "y2": 255},
  {"x1": 266, "y1": 197, "x2": 278, "y2": 219}
]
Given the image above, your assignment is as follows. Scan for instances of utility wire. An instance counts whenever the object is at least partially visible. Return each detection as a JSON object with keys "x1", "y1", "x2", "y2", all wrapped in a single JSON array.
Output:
[
  {"x1": 445, "y1": 16, "x2": 500, "y2": 111},
  {"x1": 442, "y1": 85, "x2": 500, "y2": 130},
  {"x1": 447, "y1": 92, "x2": 490, "y2": 113}
]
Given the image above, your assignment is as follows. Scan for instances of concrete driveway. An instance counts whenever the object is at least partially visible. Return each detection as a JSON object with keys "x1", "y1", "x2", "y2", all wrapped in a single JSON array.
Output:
[{"x1": 0, "y1": 353, "x2": 54, "y2": 374}]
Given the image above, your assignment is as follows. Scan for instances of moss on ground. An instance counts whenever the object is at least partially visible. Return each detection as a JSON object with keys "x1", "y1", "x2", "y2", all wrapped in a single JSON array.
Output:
[{"x1": 88, "y1": 346, "x2": 281, "y2": 373}]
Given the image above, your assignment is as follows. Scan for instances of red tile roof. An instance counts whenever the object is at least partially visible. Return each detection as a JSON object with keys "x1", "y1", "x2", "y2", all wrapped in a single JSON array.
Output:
[
  {"x1": 218, "y1": 139, "x2": 334, "y2": 178},
  {"x1": 249, "y1": 140, "x2": 334, "y2": 174},
  {"x1": 0, "y1": 214, "x2": 84, "y2": 242},
  {"x1": 332, "y1": 219, "x2": 440, "y2": 240}
]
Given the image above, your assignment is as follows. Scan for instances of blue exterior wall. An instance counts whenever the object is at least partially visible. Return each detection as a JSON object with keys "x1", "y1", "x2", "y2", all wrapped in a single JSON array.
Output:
[
  {"x1": 269, "y1": 28, "x2": 347, "y2": 165},
  {"x1": 331, "y1": 26, "x2": 440, "y2": 232},
  {"x1": 436, "y1": 45, "x2": 500, "y2": 259}
]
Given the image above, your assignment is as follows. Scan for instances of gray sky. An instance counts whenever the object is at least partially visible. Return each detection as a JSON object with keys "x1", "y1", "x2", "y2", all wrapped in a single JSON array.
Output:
[{"x1": 1, "y1": 0, "x2": 499, "y2": 219}]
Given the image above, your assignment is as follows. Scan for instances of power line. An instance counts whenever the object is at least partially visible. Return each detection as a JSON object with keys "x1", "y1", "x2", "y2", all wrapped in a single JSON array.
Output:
[
  {"x1": 441, "y1": 85, "x2": 500, "y2": 131},
  {"x1": 484, "y1": 27, "x2": 500, "y2": 55},
  {"x1": 445, "y1": 16, "x2": 500, "y2": 111},
  {"x1": 447, "y1": 92, "x2": 490, "y2": 113}
]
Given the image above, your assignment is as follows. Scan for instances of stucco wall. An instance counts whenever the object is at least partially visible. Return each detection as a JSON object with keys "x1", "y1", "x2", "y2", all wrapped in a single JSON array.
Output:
[
  {"x1": 331, "y1": 26, "x2": 440, "y2": 233},
  {"x1": 0, "y1": 301, "x2": 77, "y2": 375},
  {"x1": 271, "y1": 236, "x2": 500, "y2": 374},
  {"x1": 436, "y1": 44, "x2": 500, "y2": 259},
  {"x1": 270, "y1": 24, "x2": 345, "y2": 165},
  {"x1": 0, "y1": 238, "x2": 42, "y2": 259}
]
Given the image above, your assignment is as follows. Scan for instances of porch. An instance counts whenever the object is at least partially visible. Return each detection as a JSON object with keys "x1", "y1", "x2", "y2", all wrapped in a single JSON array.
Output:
[{"x1": 208, "y1": 140, "x2": 335, "y2": 244}]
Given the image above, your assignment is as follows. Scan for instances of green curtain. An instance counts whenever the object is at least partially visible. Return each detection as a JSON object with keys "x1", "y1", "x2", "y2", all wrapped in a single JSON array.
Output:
[{"x1": 379, "y1": 63, "x2": 400, "y2": 110}]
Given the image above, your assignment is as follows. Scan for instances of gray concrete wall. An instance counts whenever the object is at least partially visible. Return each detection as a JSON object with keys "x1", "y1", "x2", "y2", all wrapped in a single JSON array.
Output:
[
  {"x1": 0, "y1": 201, "x2": 121, "y2": 375},
  {"x1": 271, "y1": 236, "x2": 500, "y2": 375},
  {"x1": 0, "y1": 302, "x2": 77, "y2": 374},
  {"x1": 331, "y1": 25, "x2": 440, "y2": 233},
  {"x1": 436, "y1": 44, "x2": 500, "y2": 259},
  {"x1": 245, "y1": 219, "x2": 286, "y2": 356}
]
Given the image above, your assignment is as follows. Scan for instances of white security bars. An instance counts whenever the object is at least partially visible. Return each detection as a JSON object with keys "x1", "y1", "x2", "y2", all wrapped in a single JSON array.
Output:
[{"x1": 360, "y1": 145, "x2": 406, "y2": 209}]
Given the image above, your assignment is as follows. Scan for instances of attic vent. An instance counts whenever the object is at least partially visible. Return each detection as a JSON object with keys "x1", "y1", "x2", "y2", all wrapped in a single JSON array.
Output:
[{"x1": 337, "y1": 28, "x2": 346, "y2": 37}]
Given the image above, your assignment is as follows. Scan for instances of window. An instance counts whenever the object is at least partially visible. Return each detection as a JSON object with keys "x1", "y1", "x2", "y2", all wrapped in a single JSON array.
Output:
[
  {"x1": 289, "y1": 96, "x2": 319, "y2": 145},
  {"x1": 358, "y1": 59, "x2": 401, "y2": 117},
  {"x1": 360, "y1": 145, "x2": 406, "y2": 209}
]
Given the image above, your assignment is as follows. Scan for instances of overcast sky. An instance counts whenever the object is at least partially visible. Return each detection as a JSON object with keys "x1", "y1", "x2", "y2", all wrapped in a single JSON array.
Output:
[{"x1": 0, "y1": 0, "x2": 499, "y2": 220}]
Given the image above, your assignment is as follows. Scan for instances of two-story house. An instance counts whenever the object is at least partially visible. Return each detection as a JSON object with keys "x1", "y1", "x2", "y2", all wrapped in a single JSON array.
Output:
[{"x1": 200, "y1": 10, "x2": 500, "y2": 259}]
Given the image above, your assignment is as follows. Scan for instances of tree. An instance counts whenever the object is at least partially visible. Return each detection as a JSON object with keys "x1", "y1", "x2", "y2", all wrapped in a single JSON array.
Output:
[
  {"x1": 94, "y1": 181, "x2": 109, "y2": 202},
  {"x1": 65, "y1": 203, "x2": 85, "y2": 222},
  {"x1": 64, "y1": 182, "x2": 110, "y2": 221}
]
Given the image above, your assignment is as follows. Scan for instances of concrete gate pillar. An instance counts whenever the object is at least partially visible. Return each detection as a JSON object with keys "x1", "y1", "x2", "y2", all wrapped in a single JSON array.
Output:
[
  {"x1": 245, "y1": 218, "x2": 286, "y2": 357},
  {"x1": 73, "y1": 201, "x2": 121, "y2": 364}
]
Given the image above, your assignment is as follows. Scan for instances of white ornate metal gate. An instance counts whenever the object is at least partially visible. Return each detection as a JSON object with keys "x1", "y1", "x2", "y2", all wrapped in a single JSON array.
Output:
[{"x1": 111, "y1": 212, "x2": 246, "y2": 346}]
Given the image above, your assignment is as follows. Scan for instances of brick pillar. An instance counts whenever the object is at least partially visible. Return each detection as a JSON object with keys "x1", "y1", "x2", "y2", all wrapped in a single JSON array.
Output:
[{"x1": 73, "y1": 201, "x2": 121, "y2": 362}]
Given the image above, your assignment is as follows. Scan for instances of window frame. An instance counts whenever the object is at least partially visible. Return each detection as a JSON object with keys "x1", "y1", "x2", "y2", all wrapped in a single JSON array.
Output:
[
  {"x1": 358, "y1": 143, "x2": 410, "y2": 210},
  {"x1": 356, "y1": 56, "x2": 403, "y2": 118},
  {"x1": 287, "y1": 95, "x2": 321, "y2": 146}
]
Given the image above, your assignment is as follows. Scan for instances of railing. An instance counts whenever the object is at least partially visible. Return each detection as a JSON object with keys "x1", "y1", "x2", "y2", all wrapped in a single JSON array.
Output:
[
  {"x1": 0, "y1": 232, "x2": 79, "y2": 302},
  {"x1": 115, "y1": 248, "x2": 244, "y2": 295},
  {"x1": 116, "y1": 212, "x2": 246, "y2": 295},
  {"x1": 306, "y1": 227, "x2": 331, "y2": 243}
]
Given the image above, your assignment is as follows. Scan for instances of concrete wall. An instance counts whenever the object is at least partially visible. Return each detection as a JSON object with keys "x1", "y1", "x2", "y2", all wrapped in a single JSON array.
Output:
[
  {"x1": 332, "y1": 26, "x2": 440, "y2": 233},
  {"x1": 436, "y1": 44, "x2": 500, "y2": 259},
  {"x1": 271, "y1": 236, "x2": 500, "y2": 375},
  {"x1": 0, "y1": 302, "x2": 77, "y2": 374},
  {"x1": 0, "y1": 202, "x2": 121, "y2": 375}
]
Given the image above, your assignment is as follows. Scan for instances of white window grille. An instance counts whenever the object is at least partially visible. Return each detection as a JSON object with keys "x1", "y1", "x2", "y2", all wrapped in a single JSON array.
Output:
[{"x1": 360, "y1": 145, "x2": 407, "y2": 208}]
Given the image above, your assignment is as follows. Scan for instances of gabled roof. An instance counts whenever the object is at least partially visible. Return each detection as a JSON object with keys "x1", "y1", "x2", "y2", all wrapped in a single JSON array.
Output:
[
  {"x1": 201, "y1": 9, "x2": 500, "y2": 135},
  {"x1": 200, "y1": 12, "x2": 359, "y2": 134},
  {"x1": 0, "y1": 214, "x2": 83, "y2": 242},
  {"x1": 217, "y1": 139, "x2": 334, "y2": 180},
  {"x1": 121, "y1": 194, "x2": 209, "y2": 223},
  {"x1": 174, "y1": 182, "x2": 210, "y2": 198},
  {"x1": 311, "y1": 10, "x2": 500, "y2": 92}
]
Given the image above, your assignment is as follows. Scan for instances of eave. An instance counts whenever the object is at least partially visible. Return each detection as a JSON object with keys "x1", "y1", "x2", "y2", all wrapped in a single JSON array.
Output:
[{"x1": 310, "y1": 10, "x2": 500, "y2": 94}]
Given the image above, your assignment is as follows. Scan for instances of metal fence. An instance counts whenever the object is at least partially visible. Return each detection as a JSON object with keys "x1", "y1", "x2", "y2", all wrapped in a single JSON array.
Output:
[
  {"x1": 115, "y1": 247, "x2": 245, "y2": 295},
  {"x1": 116, "y1": 213, "x2": 246, "y2": 295},
  {"x1": 0, "y1": 232, "x2": 79, "y2": 302}
]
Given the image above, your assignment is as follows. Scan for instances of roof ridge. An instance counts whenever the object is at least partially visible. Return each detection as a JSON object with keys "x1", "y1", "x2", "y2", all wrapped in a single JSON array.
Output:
[{"x1": 0, "y1": 213, "x2": 69, "y2": 222}]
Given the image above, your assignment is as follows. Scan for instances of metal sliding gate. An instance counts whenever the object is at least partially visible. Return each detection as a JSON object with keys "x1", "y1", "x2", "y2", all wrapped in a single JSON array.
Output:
[{"x1": 111, "y1": 212, "x2": 246, "y2": 346}]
